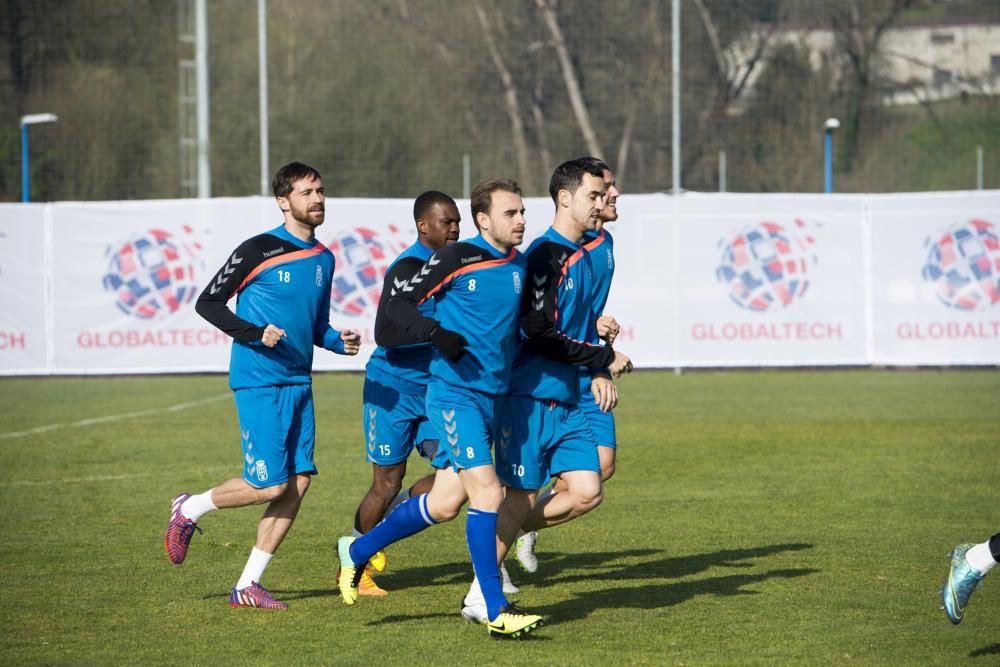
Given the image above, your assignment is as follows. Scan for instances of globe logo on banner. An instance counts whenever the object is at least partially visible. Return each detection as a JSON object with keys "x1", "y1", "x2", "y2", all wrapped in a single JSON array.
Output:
[
  {"x1": 715, "y1": 219, "x2": 816, "y2": 312},
  {"x1": 326, "y1": 225, "x2": 409, "y2": 317},
  {"x1": 102, "y1": 226, "x2": 203, "y2": 320},
  {"x1": 921, "y1": 219, "x2": 1000, "y2": 311}
]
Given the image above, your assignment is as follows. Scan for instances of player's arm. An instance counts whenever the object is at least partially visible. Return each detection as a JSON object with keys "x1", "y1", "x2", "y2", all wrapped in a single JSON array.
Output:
[
  {"x1": 371, "y1": 256, "x2": 427, "y2": 346},
  {"x1": 521, "y1": 243, "x2": 617, "y2": 369},
  {"x1": 313, "y1": 263, "x2": 359, "y2": 355},
  {"x1": 195, "y1": 239, "x2": 269, "y2": 344},
  {"x1": 376, "y1": 247, "x2": 468, "y2": 360}
]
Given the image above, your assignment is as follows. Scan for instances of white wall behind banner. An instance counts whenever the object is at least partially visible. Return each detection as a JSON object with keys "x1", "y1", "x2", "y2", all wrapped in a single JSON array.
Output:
[{"x1": 0, "y1": 190, "x2": 997, "y2": 375}]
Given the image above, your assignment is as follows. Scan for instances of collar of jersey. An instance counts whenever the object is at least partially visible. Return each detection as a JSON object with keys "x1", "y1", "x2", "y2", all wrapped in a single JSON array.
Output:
[
  {"x1": 544, "y1": 225, "x2": 583, "y2": 249},
  {"x1": 271, "y1": 224, "x2": 318, "y2": 250},
  {"x1": 466, "y1": 234, "x2": 510, "y2": 259}
]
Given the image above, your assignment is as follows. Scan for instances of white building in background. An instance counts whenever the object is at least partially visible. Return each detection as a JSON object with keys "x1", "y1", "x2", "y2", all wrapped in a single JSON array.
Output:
[{"x1": 725, "y1": 22, "x2": 1000, "y2": 111}]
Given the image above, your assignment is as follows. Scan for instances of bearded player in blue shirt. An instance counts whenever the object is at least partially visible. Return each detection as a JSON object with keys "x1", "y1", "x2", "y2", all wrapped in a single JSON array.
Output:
[
  {"x1": 514, "y1": 157, "x2": 625, "y2": 574},
  {"x1": 163, "y1": 162, "x2": 361, "y2": 610},
  {"x1": 335, "y1": 178, "x2": 543, "y2": 638}
]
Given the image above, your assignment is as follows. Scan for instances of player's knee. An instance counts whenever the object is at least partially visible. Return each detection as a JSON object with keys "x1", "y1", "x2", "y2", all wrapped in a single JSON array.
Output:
[
  {"x1": 572, "y1": 481, "x2": 603, "y2": 512},
  {"x1": 256, "y1": 482, "x2": 288, "y2": 503},
  {"x1": 295, "y1": 474, "x2": 312, "y2": 496},
  {"x1": 372, "y1": 465, "x2": 405, "y2": 500},
  {"x1": 601, "y1": 461, "x2": 616, "y2": 482}
]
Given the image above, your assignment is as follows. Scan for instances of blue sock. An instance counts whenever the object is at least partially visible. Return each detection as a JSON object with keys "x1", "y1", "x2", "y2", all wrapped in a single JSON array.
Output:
[
  {"x1": 467, "y1": 507, "x2": 506, "y2": 621},
  {"x1": 349, "y1": 494, "x2": 437, "y2": 565}
]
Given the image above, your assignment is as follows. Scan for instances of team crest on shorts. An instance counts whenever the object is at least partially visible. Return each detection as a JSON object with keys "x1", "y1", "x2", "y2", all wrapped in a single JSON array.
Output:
[{"x1": 255, "y1": 459, "x2": 269, "y2": 482}]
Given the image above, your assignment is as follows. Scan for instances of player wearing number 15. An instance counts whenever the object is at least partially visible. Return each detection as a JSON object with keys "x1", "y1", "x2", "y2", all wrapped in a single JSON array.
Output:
[{"x1": 163, "y1": 162, "x2": 360, "y2": 610}]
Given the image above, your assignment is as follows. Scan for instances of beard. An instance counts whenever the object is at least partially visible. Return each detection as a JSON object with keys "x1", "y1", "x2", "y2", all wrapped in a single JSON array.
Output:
[{"x1": 290, "y1": 201, "x2": 324, "y2": 227}]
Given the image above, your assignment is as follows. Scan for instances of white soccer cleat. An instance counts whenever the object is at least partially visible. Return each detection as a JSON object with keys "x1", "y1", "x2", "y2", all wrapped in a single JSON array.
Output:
[
  {"x1": 500, "y1": 562, "x2": 520, "y2": 594},
  {"x1": 514, "y1": 531, "x2": 538, "y2": 573}
]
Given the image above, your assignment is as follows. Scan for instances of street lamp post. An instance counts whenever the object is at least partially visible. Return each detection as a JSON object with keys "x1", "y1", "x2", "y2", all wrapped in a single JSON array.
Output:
[
  {"x1": 823, "y1": 118, "x2": 839, "y2": 194},
  {"x1": 20, "y1": 113, "x2": 59, "y2": 203}
]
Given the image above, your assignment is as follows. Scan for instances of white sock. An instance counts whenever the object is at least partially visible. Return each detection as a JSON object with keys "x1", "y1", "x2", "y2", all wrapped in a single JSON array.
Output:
[
  {"x1": 235, "y1": 547, "x2": 273, "y2": 590},
  {"x1": 965, "y1": 541, "x2": 998, "y2": 576},
  {"x1": 387, "y1": 488, "x2": 410, "y2": 514},
  {"x1": 464, "y1": 575, "x2": 484, "y2": 606},
  {"x1": 180, "y1": 489, "x2": 217, "y2": 522},
  {"x1": 352, "y1": 528, "x2": 363, "y2": 538}
]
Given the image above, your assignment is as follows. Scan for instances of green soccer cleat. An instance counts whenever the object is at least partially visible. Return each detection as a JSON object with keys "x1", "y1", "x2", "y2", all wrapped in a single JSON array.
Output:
[
  {"x1": 942, "y1": 543, "x2": 984, "y2": 624},
  {"x1": 486, "y1": 603, "x2": 543, "y2": 639},
  {"x1": 337, "y1": 536, "x2": 363, "y2": 605}
]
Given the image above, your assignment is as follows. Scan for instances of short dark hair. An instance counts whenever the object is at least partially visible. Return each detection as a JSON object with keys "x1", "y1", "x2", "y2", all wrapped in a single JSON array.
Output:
[
  {"x1": 470, "y1": 178, "x2": 521, "y2": 229},
  {"x1": 413, "y1": 190, "x2": 457, "y2": 221},
  {"x1": 272, "y1": 162, "x2": 322, "y2": 198},
  {"x1": 548, "y1": 157, "x2": 607, "y2": 204}
]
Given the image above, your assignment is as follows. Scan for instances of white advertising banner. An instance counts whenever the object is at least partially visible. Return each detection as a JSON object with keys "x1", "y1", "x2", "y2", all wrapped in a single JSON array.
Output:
[
  {"x1": 668, "y1": 193, "x2": 870, "y2": 366},
  {"x1": 51, "y1": 198, "x2": 268, "y2": 373},
  {"x1": 0, "y1": 205, "x2": 49, "y2": 372},
  {"x1": 2, "y1": 190, "x2": 998, "y2": 375},
  {"x1": 869, "y1": 191, "x2": 1000, "y2": 365}
]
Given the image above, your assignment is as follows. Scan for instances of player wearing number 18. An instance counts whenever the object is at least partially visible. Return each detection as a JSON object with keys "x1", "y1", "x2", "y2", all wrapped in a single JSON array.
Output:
[{"x1": 163, "y1": 162, "x2": 360, "y2": 610}]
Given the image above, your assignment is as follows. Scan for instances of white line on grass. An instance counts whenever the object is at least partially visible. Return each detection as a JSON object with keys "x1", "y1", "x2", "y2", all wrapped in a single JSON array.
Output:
[
  {"x1": 12, "y1": 465, "x2": 233, "y2": 487},
  {"x1": 0, "y1": 393, "x2": 231, "y2": 441}
]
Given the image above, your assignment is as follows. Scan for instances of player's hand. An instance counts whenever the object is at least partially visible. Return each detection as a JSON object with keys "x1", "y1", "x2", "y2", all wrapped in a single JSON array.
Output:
[
  {"x1": 608, "y1": 350, "x2": 633, "y2": 378},
  {"x1": 340, "y1": 329, "x2": 361, "y2": 356},
  {"x1": 430, "y1": 325, "x2": 468, "y2": 362},
  {"x1": 590, "y1": 373, "x2": 618, "y2": 413},
  {"x1": 596, "y1": 316, "x2": 620, "y2": 344},
  {"x1": 261, "y1": 324, "x2": 286, "y2": 348}
]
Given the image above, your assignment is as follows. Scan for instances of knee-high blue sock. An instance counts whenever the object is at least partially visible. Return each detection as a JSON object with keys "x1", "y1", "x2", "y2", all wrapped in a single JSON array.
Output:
[
  {"x1": 467, "y1": 507, "x2": 506, "y2": 621},
  {"x1": 349, "y1": 494, "x2": 437, "y2": 565}
]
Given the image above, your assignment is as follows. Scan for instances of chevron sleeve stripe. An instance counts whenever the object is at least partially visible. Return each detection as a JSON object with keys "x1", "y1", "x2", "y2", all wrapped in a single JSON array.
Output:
[{"x1": 195, "y1": 238, "x2": 267, "y2": 344}]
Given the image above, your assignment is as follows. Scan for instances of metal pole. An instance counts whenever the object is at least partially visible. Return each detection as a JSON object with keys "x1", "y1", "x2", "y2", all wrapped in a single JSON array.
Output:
[
  {"x1": 258, "y1": 0, "x2": 269, "y2": 196},
  {"x1": 195, "y1": 0, "x2": 211, "y2": 198},
  {"x1": 20, "y1": 124, "x2": 29, "y2": 203},
  {"x1": 718, "y1": 149, "x2": 726, "y2": 193},
  {"x1": 671, "y1": 0, "x2": 681, "y2": 194},
  {"x1": 824, "y1": 129, "x2": 833, "y2": 193},
  {"x1": 463, "y1": 153, "x2": 471, "y2": 199},
  {"x1": 977, "y1": 145, "x2": 983, "y2": 190}
]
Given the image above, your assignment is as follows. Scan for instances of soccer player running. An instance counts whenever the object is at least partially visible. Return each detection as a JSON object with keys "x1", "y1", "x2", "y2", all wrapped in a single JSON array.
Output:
[
  {"x1": 347, "y1": 191, "x2": 460, "y2": 597},
  {"x1": 163, "y1": 162, "x2": 361, "y2": 609},
  {"x1": 514, "y1": 157, "x2": 624, "y2": 574},
  {"x1": 942, "y1": 532, "x2": 1000, "y2": 624},
  {"x1": 335, "y1": 179, "x2": 543, "y2": 639},
  {"x1": 462, "y1": 158, "x2": 632, "y2": 622}
]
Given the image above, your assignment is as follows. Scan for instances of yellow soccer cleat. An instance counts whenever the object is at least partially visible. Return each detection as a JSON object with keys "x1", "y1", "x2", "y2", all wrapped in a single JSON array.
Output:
[
  {"x1": 486, "y1": 603, "x2": 543, "y2": 639},
  {"x1": 359, "y1": 565, "x2": 388, "y2": 597},
  {"x1": 336, "y1": 536, "x2": 361, "y2": 605},
  {"x1": 369, "y1": 549, "x2": 388, "y2": 573}
]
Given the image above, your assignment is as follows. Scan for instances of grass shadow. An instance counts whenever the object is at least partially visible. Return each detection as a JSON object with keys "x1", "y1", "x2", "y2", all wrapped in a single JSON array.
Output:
[{"x1": 971, "y1": 643, "x2": 1000, "y2": 658}]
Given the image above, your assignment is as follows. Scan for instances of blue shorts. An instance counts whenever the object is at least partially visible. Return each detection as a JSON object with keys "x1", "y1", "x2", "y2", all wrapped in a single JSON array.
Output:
[
  {"x1": 425, "y1": 382, "x2": 498, "y2": 472},
  {"x1": 496, "y1": 395, "x2": 599, "y2": 490},
  {"x1": 362, "y1": 377, "x2": 436, "y2": 466},
  {"x1": 234, "y1": 384, "x2": 316, "y2": 488},
  {"x1": 578, "y1": 390, "x2": 617, "y2": 449}
]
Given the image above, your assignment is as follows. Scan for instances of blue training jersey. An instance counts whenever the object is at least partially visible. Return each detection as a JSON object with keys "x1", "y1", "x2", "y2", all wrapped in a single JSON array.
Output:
[
  {"x1": 366, "y1": 240, "x2": 437, "y2": 394},
  {"x1": 195, "y1": 224, "x2": 346, "y2": 390},
  {"x1": 508, "y1": 226, "x2": 617, "y2": 404},
  {"x1": 375, "y1": 234, "x2": 527, "y2": 397},
  {"x1": 578, "y1": 227, "x2": 616, "y2": 395}
]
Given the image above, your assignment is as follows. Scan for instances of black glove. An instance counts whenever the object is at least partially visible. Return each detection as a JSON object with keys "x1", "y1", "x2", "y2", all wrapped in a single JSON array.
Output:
[{"x1": 429, "y1": 325, "x2": 468, "y2": 362}]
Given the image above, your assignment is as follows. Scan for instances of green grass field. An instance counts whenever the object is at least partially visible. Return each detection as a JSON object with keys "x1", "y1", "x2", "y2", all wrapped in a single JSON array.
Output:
[{"x1": 1, "y1": 370, "x2": 998, "y2": 665}]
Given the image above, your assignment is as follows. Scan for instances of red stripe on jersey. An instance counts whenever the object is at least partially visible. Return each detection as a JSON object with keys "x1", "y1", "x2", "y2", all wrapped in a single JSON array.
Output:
[
  {"x1": 419, "y1": 248, "x2": 518, "y2": 305},
  {"x1": 234, "y1": 243, "x2": 328, "y2": 296}
]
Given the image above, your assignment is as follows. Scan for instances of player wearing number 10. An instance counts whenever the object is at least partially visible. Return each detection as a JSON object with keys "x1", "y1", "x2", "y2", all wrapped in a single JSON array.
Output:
[{"x1": 163, "y1": 162, "x2": 360, "y2": 610}]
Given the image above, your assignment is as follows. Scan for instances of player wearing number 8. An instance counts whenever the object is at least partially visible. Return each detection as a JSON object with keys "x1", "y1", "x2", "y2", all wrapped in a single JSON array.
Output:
[{"x1": 335, "y1": 178, "x2": 543, "y2": 638}]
